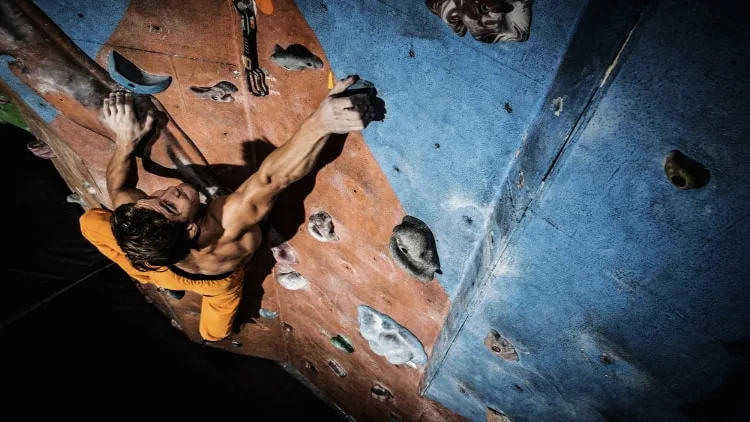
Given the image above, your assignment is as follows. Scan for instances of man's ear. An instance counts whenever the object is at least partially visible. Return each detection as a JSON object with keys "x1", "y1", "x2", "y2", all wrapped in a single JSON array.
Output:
[{"x1": 187, "y1": 222, "x2": 199, "y2": 240}]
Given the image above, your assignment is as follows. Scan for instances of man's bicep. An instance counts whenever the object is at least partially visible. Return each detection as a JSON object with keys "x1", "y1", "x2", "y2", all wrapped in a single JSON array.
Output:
[{"x1": 223, "y1": 175, "x2": 284, "y2": 235}]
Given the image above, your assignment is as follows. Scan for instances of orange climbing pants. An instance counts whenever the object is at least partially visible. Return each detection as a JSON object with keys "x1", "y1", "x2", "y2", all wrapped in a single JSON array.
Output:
[{"x1": 79, "y1": 208, "x2": 245, "y2": 341}]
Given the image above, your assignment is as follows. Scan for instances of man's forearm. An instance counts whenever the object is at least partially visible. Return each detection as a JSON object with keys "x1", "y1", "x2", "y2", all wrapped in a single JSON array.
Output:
[
  {"x1": 106, "y1": 140, "x2": 139, "y2": 199},
  {"x1": 252, "y1": 114, "x2": 330, "y2": 189}
]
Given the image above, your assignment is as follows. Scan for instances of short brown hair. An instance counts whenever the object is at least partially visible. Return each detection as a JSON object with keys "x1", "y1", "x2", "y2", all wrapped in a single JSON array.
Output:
[{"x1": 110, "y1": 203, "x2": 192, "y2": 271}]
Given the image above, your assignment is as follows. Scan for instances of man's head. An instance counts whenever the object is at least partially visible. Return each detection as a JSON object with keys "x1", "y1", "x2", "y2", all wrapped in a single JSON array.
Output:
[{"x1": 110, "y1": 183, "x2": 201, "y2": 271}]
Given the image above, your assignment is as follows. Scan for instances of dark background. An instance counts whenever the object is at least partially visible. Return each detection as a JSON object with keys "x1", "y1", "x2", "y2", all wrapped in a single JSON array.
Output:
[{"x1": 0, "y1": 122, "x2": 339, "y2": 419}]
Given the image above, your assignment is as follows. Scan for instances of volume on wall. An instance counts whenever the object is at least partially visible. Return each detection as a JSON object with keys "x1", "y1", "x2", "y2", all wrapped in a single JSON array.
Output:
[{"x1": 2, "y1": 1, "x2": 749, "y2": 422}]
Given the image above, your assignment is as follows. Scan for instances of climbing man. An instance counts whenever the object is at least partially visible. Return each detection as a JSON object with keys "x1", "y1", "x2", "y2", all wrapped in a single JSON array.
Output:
[{"x1": 80, "y1": 76, "x2": 384, "y2": 342}]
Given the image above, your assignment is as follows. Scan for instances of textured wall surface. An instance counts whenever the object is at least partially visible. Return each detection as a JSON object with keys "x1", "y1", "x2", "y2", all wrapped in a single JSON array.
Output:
[
  {"x1": 420, "y1": 0, "x2": 750, "y2": 421},
  {"x1": 3, "y1": 0, "x2": 749, "y2": 421}
]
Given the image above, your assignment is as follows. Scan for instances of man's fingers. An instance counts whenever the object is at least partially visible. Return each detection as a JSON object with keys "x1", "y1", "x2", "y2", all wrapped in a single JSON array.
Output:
[
  {"x1": 114, "y1": 91, "x2": 126, "y2": 113},
  {"x1": 328, "y1": 75, "x2": 359, "y2": 96},
  {"x1": 143, "y1": 109, "x2": 156, "y2": 132},
  {"x1": 102, "y1": 98, "x2": 112, "y2": 118}
]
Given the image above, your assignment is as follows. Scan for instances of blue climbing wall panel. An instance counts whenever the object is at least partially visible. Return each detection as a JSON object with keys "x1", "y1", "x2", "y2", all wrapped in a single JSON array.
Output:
[{"x1": 419, "y1": 0, "x2": 750, "y2": 420}]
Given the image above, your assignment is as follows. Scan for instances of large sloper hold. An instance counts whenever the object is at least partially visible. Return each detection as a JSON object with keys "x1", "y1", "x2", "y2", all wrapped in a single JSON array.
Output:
[
  {"x1": 389, "y1": 215, "x2": 441, "y2": 282},
  {"x1": 357, "y1": 305, "x2": 427, "y2": 365},
  {"x1": 107, "y1": 50, "x2": 172, "y2": 94}
]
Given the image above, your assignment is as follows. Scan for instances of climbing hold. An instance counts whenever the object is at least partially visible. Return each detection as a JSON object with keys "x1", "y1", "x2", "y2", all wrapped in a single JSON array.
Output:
[
  {"x1": 256, "y1": 0, "x2": 274, "y2": 14},
  {"x1": 189, "y1": 81, "x2": 238, "y2": 102},
  {"x1": 426, "y1": 0, "x2": 532, "y2": 43},
  {"x1": 370, "y1": 383, "x2": 394, "y2": 402},
  {"x1": 276, "y1": 265, "x2": 308, "y2": 290},
  {"x1": 26, "y1": 140, "x2": 55, "y2": 159},
  {"x1": 389, "y1": 413, "x2": 402, "y2": 422},
  {"x1": 108, "y1": 50, "x2": 172, "y2": 94},
  {"x1": 82, "y1": 182, "x2": 97, "y2": 195},
  {"x1": 66, "y1": 193, "x2": 84, "y2": 205},
  {"x1": 170, "y1": 319, "x2": 183, "y2": 331},
  {"x1": 664, "y1": 150, "x2": 710, "y2": 190},
  {"x1": 271, "y1": 44, "x2": 323, "y2": 71},
  {"x1": 330, "y1": 334, "x2": 355, "y2": 353},
  {"x1": 268, "y1": 226, "x2": 299, "y2": 265},
  {"x1": 487, "y1": 407, "x2": 513, "y2": 422},
  {"x1": 259, "y1": 308, "x2": 278, "y2": 319},
  {"x1": 485, "y1": 329, "x2": 519, "y2": 361},
  {"x1": 283, "y1": 322, "x2": 294, "y2": 333},
  {"x1": 327, "y1": 359, "x2": 347, "y2": 377},
  {"x1": 357, "y1": 305, "x2": 427, "y2": 365},
  {"x1": 551, "y1": 96, "x2": 564, "y2": 116},
  {"x1": 303, "y1": 360, "x2": 319, "y2": 373},
  {"x1": 388, "y1": 216, "x2": 441, "y2": 282},
  {"x1": 231, "y1": 339, "x2": 242, "y2": 347},
  {"x1": 308, "y1": 211, "x2": 339, "y2": 242},
  {"x1": 328, "y1": 71, "x2": 334, "y2": 89}
]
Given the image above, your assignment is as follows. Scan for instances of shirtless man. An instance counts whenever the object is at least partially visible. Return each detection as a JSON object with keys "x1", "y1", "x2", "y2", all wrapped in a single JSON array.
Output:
[{"x1": 80, "y1": 76, "x2": 383, "y2": 341}]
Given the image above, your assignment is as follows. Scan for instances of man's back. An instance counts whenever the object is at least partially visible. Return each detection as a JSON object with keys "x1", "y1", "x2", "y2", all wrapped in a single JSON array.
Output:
[{"x1": 174, "y1": 195, "x2": 263, "y2": 276}]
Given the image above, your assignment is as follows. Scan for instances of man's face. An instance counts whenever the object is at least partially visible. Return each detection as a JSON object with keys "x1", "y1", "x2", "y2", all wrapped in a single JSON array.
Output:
[{"x1": 136, "y1": 183, "x2": 201, "y2": 223}]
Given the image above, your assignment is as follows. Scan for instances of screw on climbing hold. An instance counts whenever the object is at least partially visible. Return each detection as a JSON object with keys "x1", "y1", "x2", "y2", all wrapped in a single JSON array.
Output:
[
  {"x1": 664, "y1": 150, "x2": 710, "y2": 190},
  {"x1": 370, "y1": 383, "x2": 393, "y2": 402},
  {"x1": 331, "y1": 334, "x2": 355, "y2": 353}
]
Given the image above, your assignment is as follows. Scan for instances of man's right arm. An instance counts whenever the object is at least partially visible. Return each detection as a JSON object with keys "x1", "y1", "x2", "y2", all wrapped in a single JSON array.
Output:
[
  {"x1": 220, "y1": 76, "x2": 377, "y2": 239},
  {"x1": 102, "y1": 91, "x2": 155, "y2": 208}
]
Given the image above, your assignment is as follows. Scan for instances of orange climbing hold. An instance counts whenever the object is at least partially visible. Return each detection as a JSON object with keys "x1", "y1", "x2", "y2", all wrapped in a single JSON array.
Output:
[
  {"x1": 257, "y1": 0, "x2": 274, "y2": 15},
  {"x1": 328, "y1": 71, "x2": 334, "y2": 89}
]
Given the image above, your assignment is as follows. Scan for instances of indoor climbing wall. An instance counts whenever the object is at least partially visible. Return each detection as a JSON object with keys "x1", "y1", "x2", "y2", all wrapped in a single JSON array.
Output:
[{"x1": 4, "y1": 0, "x2": 749, "y2": 421}]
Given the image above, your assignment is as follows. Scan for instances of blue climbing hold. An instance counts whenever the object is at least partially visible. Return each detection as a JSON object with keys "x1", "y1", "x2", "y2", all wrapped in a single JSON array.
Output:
[{"x1": 107, "y1": 50, "x2": 172, "y2": 94}]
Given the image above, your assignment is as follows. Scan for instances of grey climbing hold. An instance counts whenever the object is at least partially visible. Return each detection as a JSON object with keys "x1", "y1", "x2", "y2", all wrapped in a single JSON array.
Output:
[
  {"x1": 276, "y1": 264, "x2": 308, "y2": 290},
  {"x1": 388, "y1": 216, "x2": 440, "y2": 282},
  {"x1": 268, "y1": 226, "x2": 299, "y2": 265},
  {"x1": 485, "y1": 329, "x2": 519, "y2": 361},
  {"x1": 357, "y1": 305, "x2": 427, "y2": 365},
  {"x1": 108, "y1": 50, "x2": 172, "y2": 94},
  {"x1": 189, "y1": 81, "x2": 238, "y2": 102},
  {"x1": 259, "y1": 308, "x2": 278, "y2": 319},
  {"x1": 270, "y1": 44, "x2": 323, "y2": 71},
  {"x1": 66, "y1": 193, "x2": 84, "y2": 205},
  {"x1": 308, "y1": 211, "x2": 339, "y2": 242},
  {"x1": 487, "y1": 407, "x2": 513, "y2": 422}
]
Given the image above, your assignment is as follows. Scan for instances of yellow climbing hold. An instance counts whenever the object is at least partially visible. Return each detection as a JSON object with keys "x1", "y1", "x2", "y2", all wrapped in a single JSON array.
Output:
[
  {"x1": 328, "y1": 71, "x2": 334, "y2": 90},
  {"x1": 257, "y1": 0, "x2": 273, "y2": 15}
]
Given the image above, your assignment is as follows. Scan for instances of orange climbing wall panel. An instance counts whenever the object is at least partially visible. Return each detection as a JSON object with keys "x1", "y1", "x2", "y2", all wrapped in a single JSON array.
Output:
[{"x1": 10, "y1": 0, "x2": 464, "y2": 420}]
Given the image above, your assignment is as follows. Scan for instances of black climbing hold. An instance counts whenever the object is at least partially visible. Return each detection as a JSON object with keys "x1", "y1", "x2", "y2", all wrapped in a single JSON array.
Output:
[
  {"x1": 664, "y1": 150, "x2": 710, "y2": 190},
  {"x1": 388, "y1": 216, "x2": 440, "y2": 282},
  {"x1": 504, "y1": 103, "x2": 513, "y2": 113},
  {"x1": 370, "y1": 384, "x2": 393, "y2": 402},
  {"x1": 108, "y1": 50, "x2": 172, "y2": 94},
  {"x1": 331, "y1": 334, "x2": 355, "y2": 353}
]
